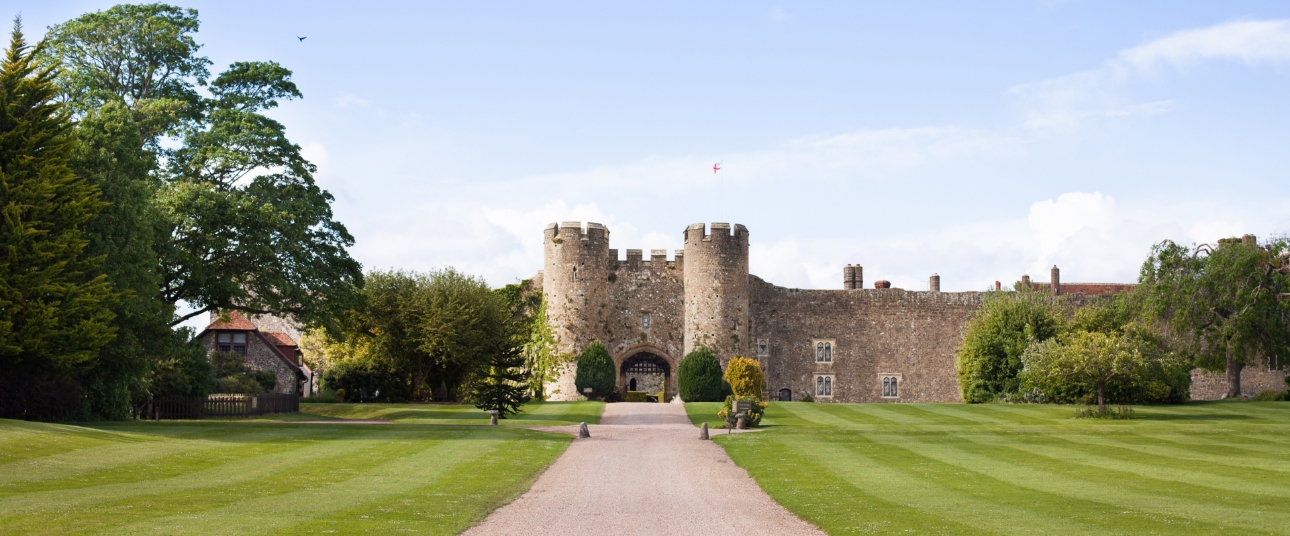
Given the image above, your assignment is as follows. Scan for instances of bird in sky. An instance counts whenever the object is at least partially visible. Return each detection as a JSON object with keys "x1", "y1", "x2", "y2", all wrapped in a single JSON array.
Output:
[{"x1": 296, "y1": 36, "x2": 307, "y2": 42}]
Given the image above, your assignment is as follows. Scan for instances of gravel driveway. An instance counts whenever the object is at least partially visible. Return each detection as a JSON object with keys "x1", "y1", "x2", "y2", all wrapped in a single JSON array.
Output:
[{"x1": 462, "y1": 402, "x2": 824, "y2": 535}]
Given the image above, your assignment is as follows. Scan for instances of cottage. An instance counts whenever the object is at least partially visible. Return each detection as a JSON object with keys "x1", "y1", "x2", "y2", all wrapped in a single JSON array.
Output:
[{"x1": 196, "y1": 311, "x2": 312, "y2": 395}]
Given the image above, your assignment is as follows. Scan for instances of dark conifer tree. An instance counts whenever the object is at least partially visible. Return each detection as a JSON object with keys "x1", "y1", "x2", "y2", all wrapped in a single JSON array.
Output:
[{"x1": 0, "y1": 20, "x2": 117, "y2": 420}]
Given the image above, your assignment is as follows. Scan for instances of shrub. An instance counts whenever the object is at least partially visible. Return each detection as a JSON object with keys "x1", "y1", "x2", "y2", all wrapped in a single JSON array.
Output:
[
  {"x1": 1251, "y1": 389, "x2": 1289, "y2": 402},
  {"x1": 724, "y1": 357, "x2": 765, "y2": 398},
  {"x1": 677, "y1": 346, "x2": 723, "y2": 401},
  {"x1": 625, "y1": 391, "x2": 648, "y2": 402},
  {"x1": 717, "y1": 395, "x2": 768, "y2": 427},
  {"x1": 574, "y1": 341, "x2": 616, "y2": 401},
  {"x1": 1074, "y1": 405, "x2": 1135, "y2": 419},
  {"x1": 322, "y1": 358, "x2": 411, "y2": 402},
  {"x1": 310, "y1": 389, "x2": 339, "y2": 403},
  {"x1": 956, "y1": 290, "x2": 1063, "y2": 403},
  {"x1": 801, "y1": 394, "x2": 815, "y2": 403},
  {"x1": 335, "y1": 388, "x2": 346, "y2": 402}
]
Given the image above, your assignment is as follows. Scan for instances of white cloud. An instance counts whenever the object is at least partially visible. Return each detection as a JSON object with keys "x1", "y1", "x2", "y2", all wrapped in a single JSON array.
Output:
[
  {"x1": 1011, "y1": 19, "x2": 1290, "y2": 130},
  {"x1": 767, "y1": 8, "x2": 789, "y2": 22},
  {"x1": 1119, "y1": 20, "x2": 1290, "y2": 70}
]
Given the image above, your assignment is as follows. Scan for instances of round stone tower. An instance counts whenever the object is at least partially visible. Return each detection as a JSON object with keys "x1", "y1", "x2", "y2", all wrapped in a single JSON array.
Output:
[
  {"x1": 542, "y1": 222, "x2": 611, "y2": 357},
  {"x1": 682, "y1": 222, "x2": 750, "y2": 363}
]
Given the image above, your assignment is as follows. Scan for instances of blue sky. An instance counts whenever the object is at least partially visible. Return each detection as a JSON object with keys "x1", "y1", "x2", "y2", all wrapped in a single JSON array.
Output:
[{"x1": 17, "y1": 2, "x2": 1290, "y2": 298}]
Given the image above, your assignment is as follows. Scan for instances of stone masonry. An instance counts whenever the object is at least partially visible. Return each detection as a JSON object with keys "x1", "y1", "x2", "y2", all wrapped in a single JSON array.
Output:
[{"x1": 536, "y1": 221, "x2": 1260, "y2": 403}]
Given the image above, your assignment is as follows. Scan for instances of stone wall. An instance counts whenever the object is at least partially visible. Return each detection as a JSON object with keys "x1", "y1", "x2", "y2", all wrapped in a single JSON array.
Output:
[
  {"x1": 201, "y1": 333, "x2": 299, "y2": 395},
  {"x1": 1189, "y1": 367, "x2": 1288, "y2": 400},
  {"x1": 683, "y1": 223, "x2": 749, "y2": 363},
  {"x1": 749, "y1": 276, "x2": 980, "y2": 403}
]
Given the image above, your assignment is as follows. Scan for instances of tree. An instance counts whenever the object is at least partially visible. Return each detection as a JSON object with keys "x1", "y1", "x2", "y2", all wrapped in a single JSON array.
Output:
[
  {"x1": 956, "y1": 289, "x2": 1064, "y2": 402},
  {"x1": 1138, "y1": 236, "x2": 1290, "y2": 398},
  {"x1": 43, "y1": 4, "x2": 364, "y2": 334},
  {"x1": 1021, "y1": 328, "x2": 1181, "y2": 412},
  {"x1": 469, "y1": 337, "x2": 531, "y2": 419},
  {"x1": 496, "y1": 280, "x2": 560, "y2": 400},
  {"x1": 574, "y1": 341, "x2": 615, "y2": 401},
  {"x1": 0, "y1": 20, "x2": 118, "y2": 420},
  {"x1": 723, "y1": 356, "x2": 765, "y2": 399},
  {"x1": 677, "y1": 346, "x2": 723, "y2": 402}
]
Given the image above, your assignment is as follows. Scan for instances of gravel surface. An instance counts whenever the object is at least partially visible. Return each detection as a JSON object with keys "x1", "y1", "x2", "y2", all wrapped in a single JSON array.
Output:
[{"x1": 462, "y1": 403, "x2": 824, "y2": 536}]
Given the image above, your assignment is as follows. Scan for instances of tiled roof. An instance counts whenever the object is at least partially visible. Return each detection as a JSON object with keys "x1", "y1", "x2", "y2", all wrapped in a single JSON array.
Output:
[
  {"x1": 206, "y1": 311, "x2": 257, "y2": 330},
  {"x1": 261, "y1": 331, "x2": 297, "y2": 347},
  {"x1": 1060, "y1": 283, "x2": 1135, "y2": 296}
]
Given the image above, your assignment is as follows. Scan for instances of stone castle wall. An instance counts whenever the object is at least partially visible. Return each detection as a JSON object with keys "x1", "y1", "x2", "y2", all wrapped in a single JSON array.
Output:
[
  {"x1": 683, "y1": 223, "x2": 749, "y2": 363},
  {"x1": 749, "y1": 276, "x2": 979, "y2": 403},
  {"x1": 1189, "y1": 367, "x2": 1288, "y2": 400}
]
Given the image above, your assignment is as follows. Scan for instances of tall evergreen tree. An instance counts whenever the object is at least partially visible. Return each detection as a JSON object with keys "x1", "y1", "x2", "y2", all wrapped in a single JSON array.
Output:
[{"x1": 0, "y1": 20, "x2": 117, "y2": 420}]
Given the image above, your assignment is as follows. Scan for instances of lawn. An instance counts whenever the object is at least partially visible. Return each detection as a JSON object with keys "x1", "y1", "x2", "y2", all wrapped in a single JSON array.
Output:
[
  {"x1": 690, "y1": 401, "x2": 1290, "y2": 535},
  {"x1": 0, "y1": 401, "x2": 602, "y2": 535},
  {"x1": 295, "y1": 400, "x2": 605, "y2": 426}
]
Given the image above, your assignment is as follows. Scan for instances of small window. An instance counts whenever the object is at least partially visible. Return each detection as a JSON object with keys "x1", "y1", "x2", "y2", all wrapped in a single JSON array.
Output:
[
  {"x1": 571, "y1": 267, "x2": 577, "y2": 282},
  {"x1": 880, "y1": 374, "x2": 901, "y2": 398},
  {"x1": 815, "y1": 375, "x2": 834, "y2": 397},
  {"x1": 218, "y1": 333, "x2": 231, "y2": 343},
  {"x1": 217, "y1": 332, "x2": 248, "y2": 356},
  {"x1": 813, "y1": 339, "x2": 835, "y2": 363},
  {"x1": 642, "y1": 313, "x2": 650, "y2": 329},
  {"x1": 757, "y1": 339, "x2": 768, "y2": 357},
  {"x1": 232, "y1": 333, "x2": 247, "y2": 344}
]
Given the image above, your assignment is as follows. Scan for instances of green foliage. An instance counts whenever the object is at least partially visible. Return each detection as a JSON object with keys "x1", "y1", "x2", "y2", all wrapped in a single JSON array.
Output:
[
  {"x1": 800, "y1": 394, "x2": 814, "y2": 403},
  {"x1": 468, "y1": 333, "x2": 532, "y2": 418},
  {"x1": 717, "y1": 395, "x2": 768, "y2": 427},
  {"x1": 956, "y1": 290, "x2": 1063, "y2": 403},
  {"x1": 496, "y1": 280, "x2": 561, "y2": 400},
  {"x1": 574, "y1": 341, "x2": 615, "y2": 401},
  {"x1": 1021, "y1": 328, "x2": 1184, "y2": 412},
  {"x1": 1251, "y1": 389, "x2": 1289, "y2": 402},
  {"x1": 43, "y1": 3, "x2": 364, "y2": 335},
  {"x1": 677, "y1": 346, "x2": 723, "y2": 402},
  {"x1": 208, "y1": 351, "x2": 270, "y2": 394},
  {"x1": 0, "y1": 22, "x2": 118, "y2": 420},
  {"x1": 724, "y1": 356, "x2": 766, "y2": 399},
  {"x1": 148, "y1": 335, "x2": 213, "y2": 399},
  {"x1": 624, "y1": 391, "x2": 648, "y2": 402},
  {"x1": 1138, "y1": 236, "x2": 1290, "y2": 399},
  {"x1": 321, "y1": 357, "x2": 410, "y2": 402},
  {"x1": 1073, "y1": 405, "x2": 1136, "y2": 419}
]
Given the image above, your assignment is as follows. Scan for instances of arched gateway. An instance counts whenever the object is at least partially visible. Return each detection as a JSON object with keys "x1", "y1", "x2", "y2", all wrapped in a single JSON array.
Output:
[{"x1": 618, "y1": 349, "x2": 673, "y2": 399}]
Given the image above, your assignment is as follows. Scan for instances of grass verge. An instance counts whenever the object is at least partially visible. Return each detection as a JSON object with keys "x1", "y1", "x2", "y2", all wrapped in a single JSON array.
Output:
[
  {"x1": 691, "y1": 401, "x2": 1290, "y2": 535},
  {"x1": 295, "y1": 400, "x2": 605, "y2": 426},
  {"x1": 0, "y1": 417, "x2": 571, "y2": 535}
]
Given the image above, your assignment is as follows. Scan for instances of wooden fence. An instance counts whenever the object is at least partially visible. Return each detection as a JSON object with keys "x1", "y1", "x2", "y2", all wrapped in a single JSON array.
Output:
[{"x1": 147, "y1": 394, "x2": 300, "y2": 420}]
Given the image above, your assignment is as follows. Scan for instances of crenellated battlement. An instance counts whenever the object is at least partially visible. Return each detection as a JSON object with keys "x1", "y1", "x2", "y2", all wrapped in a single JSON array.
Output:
[
  {"x1": 607, "y1": 248, "x2": 684, "y2": 271},
  {"x1": 546, "y1": 221, "x2": 609, "y2": 243},
  {"x1": 683, "y1": 222, "x2": 749, "y2": 245}
]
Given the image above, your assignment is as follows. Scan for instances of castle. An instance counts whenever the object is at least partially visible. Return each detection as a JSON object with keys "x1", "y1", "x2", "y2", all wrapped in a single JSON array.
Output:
[
  {"x1": 532, "y1": 222, "x2": 1290, "y2": 403},
  {"x1": 532, "y1": 221, "x2": 1080, "y2": 403}
]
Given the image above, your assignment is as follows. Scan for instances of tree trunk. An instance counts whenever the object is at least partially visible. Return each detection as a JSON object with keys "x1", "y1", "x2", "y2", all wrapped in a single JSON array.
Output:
[
  {"x1": 1097, "y1": 383, "x2": 1106, "y2": 413},
  {"x1": 1226, "y1": 356, "x2": 1244, "y2": 399}
]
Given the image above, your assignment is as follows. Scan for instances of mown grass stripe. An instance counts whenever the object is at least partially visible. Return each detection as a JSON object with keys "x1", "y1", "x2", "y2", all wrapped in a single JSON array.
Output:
[
  {"x1": 102, "y1": 432, "x2": 511, "y2": 535},
  {"x1": 720, "y1": 433, "x2": 990, "y2": 535},
  {"x1": 0, "y1": 427, "x2": 408, "y2": 522},
  {"x1": 962, "y1": 432, "x2": 1290, "y2": 500},
  {"x1": 1057, "y1": 433, "x2": 1290, "y2": 476},
  {"x1": 868, "y1": 432, "x2": 1290, "y2": 533}
]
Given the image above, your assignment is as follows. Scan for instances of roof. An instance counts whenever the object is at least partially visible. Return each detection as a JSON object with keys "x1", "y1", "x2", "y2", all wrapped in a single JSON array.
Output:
[
  {"x1": 205, "y1": 310, "x2": 258, "y2": 330},
  {"x1": 261, "y1": 331, "x2": 297, "y2": 347},
  {"x1": 1060, "y1": 283, "x2": 1136, "y2": 296}
]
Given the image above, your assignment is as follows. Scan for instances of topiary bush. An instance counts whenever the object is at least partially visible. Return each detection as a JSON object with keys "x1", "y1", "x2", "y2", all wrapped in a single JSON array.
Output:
[
  {"x1": 574, "y1": 341, "x2": 616, "y2": 401},
  {"x1": 677, "y1": 346, "x2": 723, "y2": 401},
  {"x1": 724, "y1": 357, "x2": 766, "y2": 399}
]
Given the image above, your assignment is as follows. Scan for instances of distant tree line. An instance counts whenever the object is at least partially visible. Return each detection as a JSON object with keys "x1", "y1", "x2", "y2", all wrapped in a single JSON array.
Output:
[{"x1": 957, "y1": 235, "x2": 1290, "y2": 409}]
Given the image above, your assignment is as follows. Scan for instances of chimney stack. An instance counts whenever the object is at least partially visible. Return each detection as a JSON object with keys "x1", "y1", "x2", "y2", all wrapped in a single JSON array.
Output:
[
  {"x1": 844, "y1": 265, "x2": 857, "y2": 290},
  {"x1": 995, "y1": 281, "x2": 1002, "y2": 291},
  {"x1": 929, "y1": 274, "x2": 940, "y2": 292},
  {"x1": 1050, "y1": 265, "x2": 1060, "y2": 296},
  {"x1": 1021, "y1": 274, "x2": 1031, "y2": 289}
]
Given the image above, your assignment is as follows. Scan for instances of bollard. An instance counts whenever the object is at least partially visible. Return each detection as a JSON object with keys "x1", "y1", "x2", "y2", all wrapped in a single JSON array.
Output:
[
  {"x1": 578, "y1": 422, "x2": 590, "y2": 438},
  {"x1": 700, "y1": 422, "x2": 709, "y2": 440},
  {"x1": 736, "y1": 414, "x2": 747, "y2": 430},
  {"x1": 488, "y1": 410, "x2": 499, "y2": 425}
]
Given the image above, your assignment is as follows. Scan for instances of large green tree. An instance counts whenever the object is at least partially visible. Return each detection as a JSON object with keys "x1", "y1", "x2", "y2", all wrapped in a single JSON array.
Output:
[
  {"x1": 43, "y1": 4, "x2": 363, "y2": 333},
  {"x1": 1139, "y1": 236, "x2": 1290, "y2": 398},
  {"x1": 0, "y1": 21, "x2": 117, "y2": 419}
]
